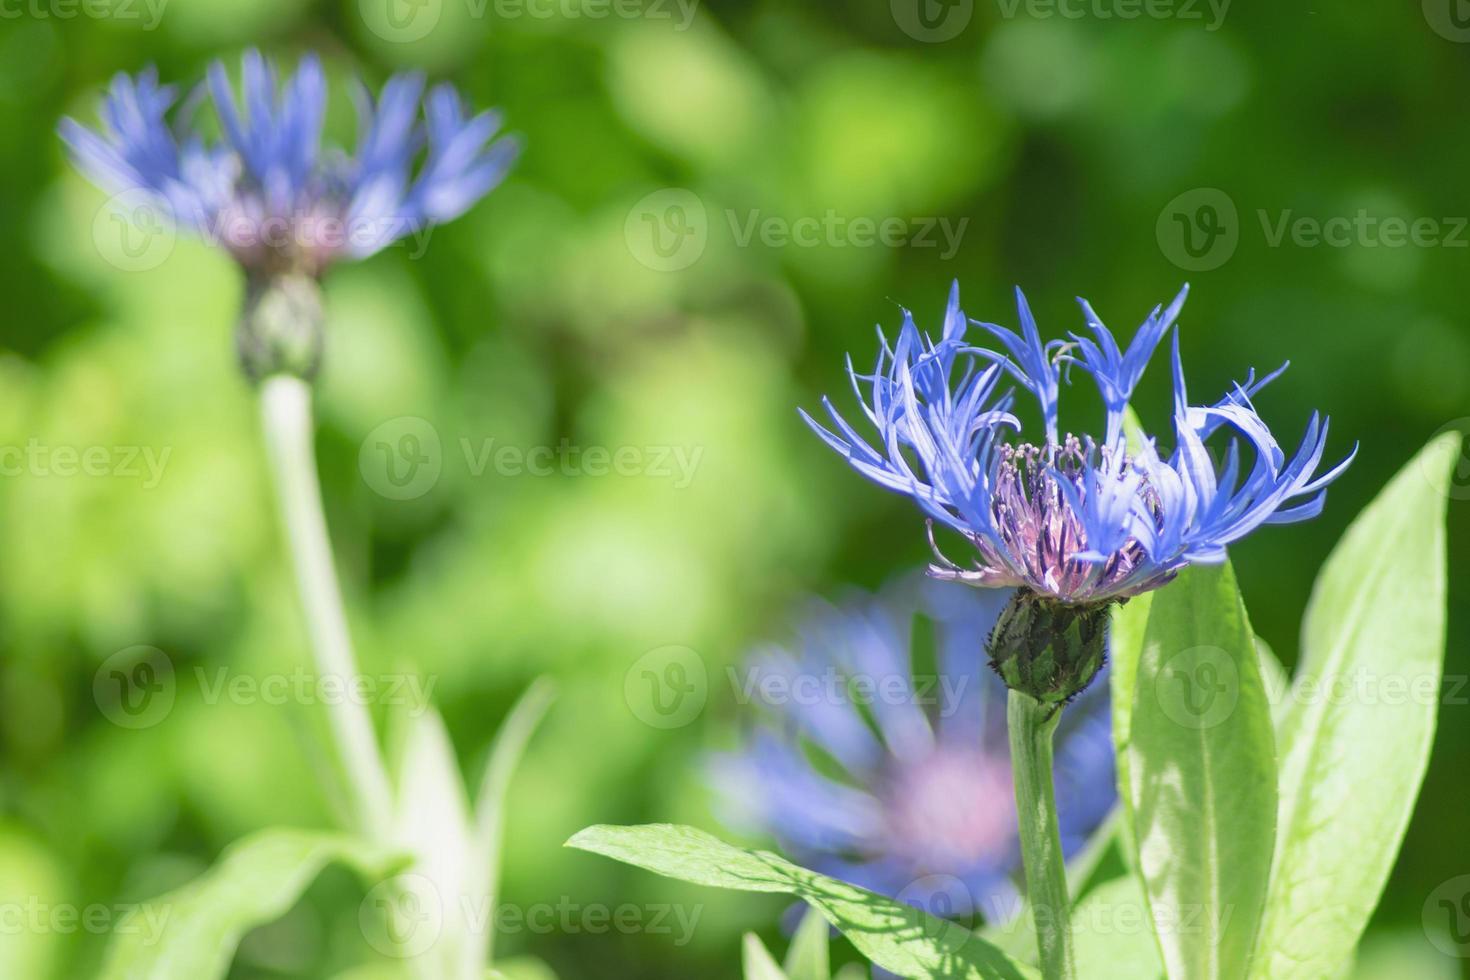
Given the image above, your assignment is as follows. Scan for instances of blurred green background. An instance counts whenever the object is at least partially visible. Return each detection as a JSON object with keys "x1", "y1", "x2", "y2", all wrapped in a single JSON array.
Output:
[{"x1": 0, "y1": 0, "x2": 1467, "y2": 976}]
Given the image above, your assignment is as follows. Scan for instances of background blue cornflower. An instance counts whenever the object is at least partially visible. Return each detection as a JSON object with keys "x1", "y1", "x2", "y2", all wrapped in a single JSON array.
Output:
[
  {"x1": 59, "y1": 50, "x2": 518, "y2": 276},
  {"x1": 708, "y1": 576, "x2": 1116, "y2": 920},
  {"x1": 802, "y1": 284, "x2": 1356, "y2": 605}
]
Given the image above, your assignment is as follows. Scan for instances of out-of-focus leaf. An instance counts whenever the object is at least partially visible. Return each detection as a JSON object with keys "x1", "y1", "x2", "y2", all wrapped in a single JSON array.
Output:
[
  {"x1": 1252, "y1": 434, "x2": 1458, "y2": 979},
  {"x1": 743, "y1": 932, "x2": 790, "y2": 980},
  {"x1": 567, "y1": 824, "x2": 1038, "y2": 979},
  {"x1": 784, "y1": 905, "x2": 831, "y2": 980},
  {"x1": 100, "y1": 828, "x2": 406, "y2": 980},
  {"x1": 467, "y1": 677, "x2": 558, "y2": 971}
]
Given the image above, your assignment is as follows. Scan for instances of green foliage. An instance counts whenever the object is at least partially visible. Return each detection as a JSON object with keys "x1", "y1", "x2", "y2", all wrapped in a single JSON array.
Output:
[
  {"x1": 1123, "y1": 561, "x2": 1278, "y2": 979},
  {"x1": 99, "y1": 829, "x2": 407, "y2": 980},
  {"x1": 567, "y1": 824, "x2": 1039, "y2": 980},
  {"x1": 1252, "y1": 435, "x2": 1459, "y2": 979}
]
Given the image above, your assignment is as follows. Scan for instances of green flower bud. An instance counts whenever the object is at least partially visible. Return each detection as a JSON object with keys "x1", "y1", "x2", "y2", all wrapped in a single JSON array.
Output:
[
  {"x1": 236, "y1": 273, "x2": 325, "y2": 383},
  {"x1": 987, "y1": 590, "x2": 1113, "y2": 710}
]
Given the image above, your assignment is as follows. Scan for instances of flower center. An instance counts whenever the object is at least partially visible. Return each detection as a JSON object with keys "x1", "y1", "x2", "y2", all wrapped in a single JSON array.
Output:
[{"x1": 882, "y1": 748, "x2": 1016, "y2": 872}]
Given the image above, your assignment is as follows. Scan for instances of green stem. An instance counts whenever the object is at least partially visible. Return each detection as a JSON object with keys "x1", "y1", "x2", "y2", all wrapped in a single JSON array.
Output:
[
  {"x1": 259, "y1": 374, "x2": 393, "y2": 838},
  {"x1": 1007, "y1": 689, "x2": 1075, "y2": 980}
]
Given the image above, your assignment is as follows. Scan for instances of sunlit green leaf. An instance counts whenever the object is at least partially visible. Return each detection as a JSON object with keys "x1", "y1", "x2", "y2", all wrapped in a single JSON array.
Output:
[
  {"x1": 1252, "y1": 434, "x2": 1459, "y2": 979},
  {"x1": 567, "y1": 824, "x2": 1038, "y2": 980},
  {"x1": 1127, "y1": 562, "x2": 1277, "y2": 980}
]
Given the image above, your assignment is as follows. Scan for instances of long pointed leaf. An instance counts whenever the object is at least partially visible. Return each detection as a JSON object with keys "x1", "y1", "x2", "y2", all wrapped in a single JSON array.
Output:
[
  {"x1": 1127, "y1": 562, "x2": 1277, "y2": 980},
  {"x1": 1251, "y1": 434, "x2": 1458, "y2": 979}
]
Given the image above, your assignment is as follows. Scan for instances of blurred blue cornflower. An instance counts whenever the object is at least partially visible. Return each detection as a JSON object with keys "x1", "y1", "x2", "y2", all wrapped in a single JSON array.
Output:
[
  {"x1": 709, "y1": 577, "x2": 1115, "y2": 919},
  {"x1": 59, "y1": 50, "x2": 517, "y2": 276},
  {"x1": 802, "y1": 283, "x2": 1355, "y2": 606}
]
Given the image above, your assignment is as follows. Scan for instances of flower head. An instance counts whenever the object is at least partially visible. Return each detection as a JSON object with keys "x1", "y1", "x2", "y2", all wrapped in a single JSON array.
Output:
[
  {"x1": 708, "y1": 577, "x2": 1115, "y2": 917},
  {"x1": 802, "y1": 283, "x2": 1355, "y2": 606},
  {"x1": 59, "y1": 50, "x2": 518, "y2": 277}
]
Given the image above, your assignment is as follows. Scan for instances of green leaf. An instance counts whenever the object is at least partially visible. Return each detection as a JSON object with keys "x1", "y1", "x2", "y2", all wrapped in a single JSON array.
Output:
[
  {"x1": 1254, "y1": 634, "x2": 1293, "y2": 729},
  {"x1": 744, "y1": 933, "x2": 791, "y2": 980},
  {"x1": 388, "y1": 707, "x2": 475, "y2": 978},
  {"x1": 469, "y1": 677, "x2": 558, "y2": 971},
  {"x1": 567, "y1": 824, "x2": 1038, "y2": 979},
  {"x1": 1126, "y1": 562, "x2": 1277, "y2": 980},
  {"x1": 784, "y1": 906, "x2": 832, "y2": 980},
  {"x1": 1070, "y1": 875, "x2": 1164, "y2": 979},
  {"x1": 1251, "y1": 434, "x2": 1459, "y2": 980},
  {"x1": 1108, "y1": 589, "x2": 1154, "y2": 869},
  {"x1": 101, "y1": 828, "x2": 407, "y2": 980}
]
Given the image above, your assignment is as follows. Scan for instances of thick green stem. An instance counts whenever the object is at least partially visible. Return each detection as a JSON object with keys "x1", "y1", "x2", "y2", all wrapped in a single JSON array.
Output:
[
  {"x1": 1007, "y1": 689, "x2": 1075, "y2": 980},
  {"x1": 259, "y1": 374, "x2": 393, "y2": 838}
]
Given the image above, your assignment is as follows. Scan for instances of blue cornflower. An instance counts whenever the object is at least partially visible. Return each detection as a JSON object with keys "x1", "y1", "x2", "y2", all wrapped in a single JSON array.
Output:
[
  {"x1": 709, "y1": 577, "x2": 1115, "y2": 919},
  {"x1": 802, "y1": 283, "x2": 1355, "y2": 606},
  {"x1": 59, "y1": 50, "x2": 518, "y2": 276}
]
